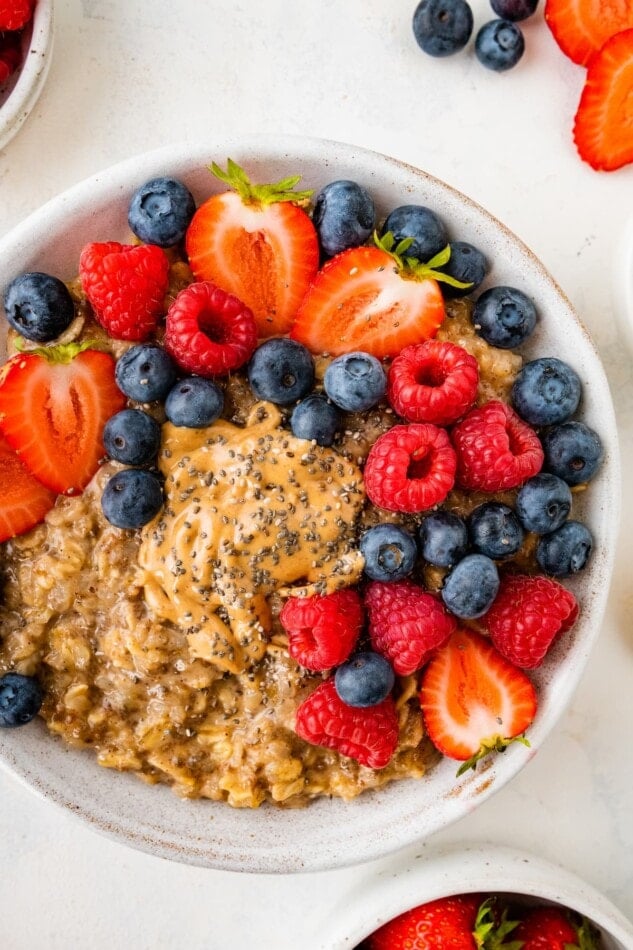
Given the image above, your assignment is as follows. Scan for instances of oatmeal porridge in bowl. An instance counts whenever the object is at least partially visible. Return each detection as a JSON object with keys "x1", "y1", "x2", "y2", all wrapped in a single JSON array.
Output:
[{"x1": 0, "y1": 137, "x2": 619, "y2": 871}]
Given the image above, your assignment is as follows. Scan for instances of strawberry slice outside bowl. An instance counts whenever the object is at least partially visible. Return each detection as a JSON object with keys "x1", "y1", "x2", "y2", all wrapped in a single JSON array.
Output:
[{"x1": 0, "y1": 136, "x2": 621, "y2": 873}]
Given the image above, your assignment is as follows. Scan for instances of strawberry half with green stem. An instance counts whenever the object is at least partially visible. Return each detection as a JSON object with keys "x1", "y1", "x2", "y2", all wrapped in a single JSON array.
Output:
[
  {"x1": 0, "y1": 340, "x2": 126, "y2": 495},
  {"x1": 544, "y1": 0, "x2": 633, "y2": 67},
  {"x1": 419, "y1": 628, "x2": 537, "y2": 775},
  {"x1": 185, "y1": 159, "x2": 319, "y2": 338},
  {"x1": 290, "y1": 234, "x2": 470, "y2": 359},
  {"x1": 573, "y1": 29, "x2": 633, "y2": 172},
  {"x1": 0, "y1": 432, "x2": 56, "y2": 542},
  {"x1": 367, "y1": 895, "x2": 522, "y2": 950}
]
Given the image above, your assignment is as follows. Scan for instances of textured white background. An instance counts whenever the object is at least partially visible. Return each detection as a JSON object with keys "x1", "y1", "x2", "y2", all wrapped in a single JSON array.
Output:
[{"x1": 1, "y1": 1, "x2": 632, "y2": 947}]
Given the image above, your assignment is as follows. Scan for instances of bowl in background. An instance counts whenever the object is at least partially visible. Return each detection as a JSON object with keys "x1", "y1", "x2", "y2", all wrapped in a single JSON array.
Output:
[
  {"x1": 321, "y1": 844, "x2": 633, "y2": 949},
  {"x1": 0, "y1": 136, "x2": 620, "y2": 872},
  {"x1": 0, "y1": 0, "x2": 54, "y2": 151}
]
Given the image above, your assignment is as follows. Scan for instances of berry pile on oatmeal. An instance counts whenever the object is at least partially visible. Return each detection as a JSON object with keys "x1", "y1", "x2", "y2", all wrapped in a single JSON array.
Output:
[{"x1": 0, "y1": 161, "x2": 603, "y2": 807}]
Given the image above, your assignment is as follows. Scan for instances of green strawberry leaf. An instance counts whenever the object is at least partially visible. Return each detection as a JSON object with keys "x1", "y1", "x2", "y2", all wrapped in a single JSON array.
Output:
[
  {"x1": 13, "y1": 338, "x2": 106, "y2": 363},
  {"x1": 456, "y1": 735, "x2": 531, "y2": 777},
  {"x1": 373, "y1": 232, "x2": 472, "y2": 290},
  {"x1": 209, "y1": 158, "x2": 313, "y2": 207},
  {"x1": 568, "y1": 916, "x2": 602, "y2": 950},
  {"x1": 473, "y1": 898, "x2": 522, "y2": 949}
]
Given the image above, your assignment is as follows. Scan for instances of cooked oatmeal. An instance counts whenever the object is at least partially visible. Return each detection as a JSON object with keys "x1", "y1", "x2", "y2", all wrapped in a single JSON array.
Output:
[{"x1": 0, "y1": 298, "x2": 523, "y2": 807}]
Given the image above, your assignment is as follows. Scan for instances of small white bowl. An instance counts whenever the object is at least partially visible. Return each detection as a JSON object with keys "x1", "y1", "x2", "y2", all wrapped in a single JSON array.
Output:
[
  {"x1": 0, "y1": 136, "x2": 620, "y2": 872},
  {"x1": 322, "y1": 845, "x2": 633, "y2": 949},
  {"x1": 0, "y1": 0, "x2": 54, "y2": 151}
]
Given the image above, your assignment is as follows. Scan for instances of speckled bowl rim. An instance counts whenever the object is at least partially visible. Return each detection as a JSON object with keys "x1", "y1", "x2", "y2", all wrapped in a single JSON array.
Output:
[
  {"x1": 0, "y1": 0, "x2": 54, "y2": 152},
  {"x1": 321, "y1": 844, "x2": 633, "y2": 949},
  {"x1": 0, "y1": 136, "x2": 621, "y2": 873}
]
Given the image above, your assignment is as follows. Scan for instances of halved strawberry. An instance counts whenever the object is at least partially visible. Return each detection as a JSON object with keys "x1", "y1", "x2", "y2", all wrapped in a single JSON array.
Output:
[
  {"x1": 545, "y1": 0, "x2": 633, "y2": 66},
  {"x1": 185, "y1": 159, "x2": 319, "y2": 338},
  {"x1": 419, "y1": 628, "x2": 537, "y2": 774},
  {"x1": 0, "y1": 432, "x2": 56, "y2": 543},
  {"x1": 290, "y1": 237, "x2": 464, "y2": 359},
  {"x1": 0, "y1": 342, "x2": 126, "y2": 495},
  {"x1": 573, "y1": 29, "x2": 633, "y2": 171}
]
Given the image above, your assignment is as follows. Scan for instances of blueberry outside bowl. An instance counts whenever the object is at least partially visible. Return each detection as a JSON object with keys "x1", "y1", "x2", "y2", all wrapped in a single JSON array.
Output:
[
  {"x1": 321, "y1": 844, "x2": 633, "y2": 949},
  {"x1": 0, "y1": 136, "x2": 620, "y2": 873}
]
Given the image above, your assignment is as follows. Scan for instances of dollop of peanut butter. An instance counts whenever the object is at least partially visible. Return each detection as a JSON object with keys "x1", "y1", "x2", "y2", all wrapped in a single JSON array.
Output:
[{"x1": 138, "y1": 403, "x2": 365, "y2": 674}]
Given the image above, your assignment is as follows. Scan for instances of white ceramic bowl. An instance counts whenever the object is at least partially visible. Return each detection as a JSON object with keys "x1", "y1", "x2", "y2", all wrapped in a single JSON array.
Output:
[
  {"x1": 0, "y1": 136, "x2": 620, "y2": 872},
  {"x1": 0, "y1": 0, "x2": 54, "y2": 151},
  {"x1": 322, "y1": 844, "x2": 633, "y2": 949}
]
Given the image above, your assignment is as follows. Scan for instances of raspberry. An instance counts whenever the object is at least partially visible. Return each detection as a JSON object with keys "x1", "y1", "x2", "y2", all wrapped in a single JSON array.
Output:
[
  {"x1": 79, "y1": 242, "x2": 170, "y2": 342},
  {"x1": 483, "y1": 574, "x2": 579, "y2": 669},
  {"x1": 164, "y1": 281, "x2": 257, "y2": 376},
  {"x1": 387, "y1": 340, "x2": 479, "y2": 425},
  {"x1": 279, "y1": 589, "x2": 363, "y2": 671},
  {"x1": 363, "y1": 423, "x2": 457, "y2": 513},
  {"x1": 0, "y1": 32, "x2": 21, "y2": 84},
  {"x1": 365, "y1": 579, "x2": 456, "y2": 676},
  {"x1": 0, "y1": 0, "x2": 32, "y2": 31},
  {"x1": 295, "y1": 679, "x2": 399, "y2": 769},
  {"x1": 451, "y1": 400, "x2": 543, "y2": 491}
]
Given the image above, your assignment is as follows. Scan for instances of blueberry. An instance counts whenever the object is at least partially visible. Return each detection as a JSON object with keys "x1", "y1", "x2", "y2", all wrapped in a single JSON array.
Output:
[
  {"x1": 512, "y1": 358, "x2": 582, "y2": 427},
  {"x1": 475, "y1": 19, "x2": 525, "y2": 71},
  {"x1": 324, "y1": 352, "x2": 387, "y2": 412},
  {"x1": 515, "y1": 473, "x2": 572, "y2": 534},
  {"x1": 165, "y1": 377, "x2": 224, "y2": 427},
  {"x1": 101, "y1": 469, "x2": 164, "y2": 529},
  {"x1": 115, "y1": 344, "x2": 178, "y2": 402},
  {"x1": 412, "y1": 0, "x2": 474, "y2": 57},
  {"x1": 542, "y1": 421, "x2": 604, "y2": 486},
  {"x1": 103, "y1": 409, "x2": 161, "y2": 466},
  {"x1": 290, "y1": 394, "x2": 341, "y2": 446},
  {"x1": 381, "y1": 205, "x2": 448, "y2": 262},
  {"x1": 128, "y1": 176, "x2": 196, "y2": 247},
  {"x1": 335, "y1": 652, "x2": 395, "y2": 708},
  {"x1": 0, "y1": 673, "x2": 43, "y2": 728},
  {"x1": 313, "y1": 180, "x2": 376, "y2": 259},
  {"x1": 468, "y1": 502, "x2": 524, "y2": 559},
  {"x1": 418, "y1": 511, "x2": 469, "y2": 568},
  {"x1": 441, "y1": 553, "x2": 500, "y2": 618},
  {"x1": 440, "y1": 242, "x2": 488, "y2": 299},
  {"x1": 490, "y1": 0, "x2": 539, "y2": 21},
  {"x1": 248, "y1": 339, "x2": 315, "y2": 405},
  {"x1": 360, "y1": 524, "x2": 418, "y2": 582},
  {"x1": 536, "y1": 521, "x2": 593, "y2": 577},
  {"x1": 3, "y1": 272, "x2": 75, "y2": 343},
  {"x1": 472, "y1": 286, "x2": 537, "y2": 348}
]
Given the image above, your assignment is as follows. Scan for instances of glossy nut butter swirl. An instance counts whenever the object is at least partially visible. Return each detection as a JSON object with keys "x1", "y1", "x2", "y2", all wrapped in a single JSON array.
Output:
[{"x1": 138, "y1": 402, "x2": 365, "y2": 674}]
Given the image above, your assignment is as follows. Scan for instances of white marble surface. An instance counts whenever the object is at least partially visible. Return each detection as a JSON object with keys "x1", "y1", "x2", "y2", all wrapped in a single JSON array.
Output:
[{"x1": 1, "y1": 1, "x2": 632, "y2": 947}]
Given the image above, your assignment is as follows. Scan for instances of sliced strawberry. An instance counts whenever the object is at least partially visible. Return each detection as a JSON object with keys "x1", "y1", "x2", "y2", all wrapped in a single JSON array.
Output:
[
  {"x1": 185, "y1": 159, "x2": 319, "y2": 338},
  {"x1": 290, "y1": 236, "x2": 455, "y2": 359},
  {"x1": 0, "y1": 342, "x2": 126, "y2": 495},
  {"x1": 573, "y1": 29, "x2": 633, "y2": 172},
  {"x1": 0, "y1": 432, "x2": 56, "y2": 543},
  {"x1": 545, "y1": 0, "x2": 633, "y2": 66},
  {"x1": 419, "y1": 628, "x2": 537, "y2": 774}
]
